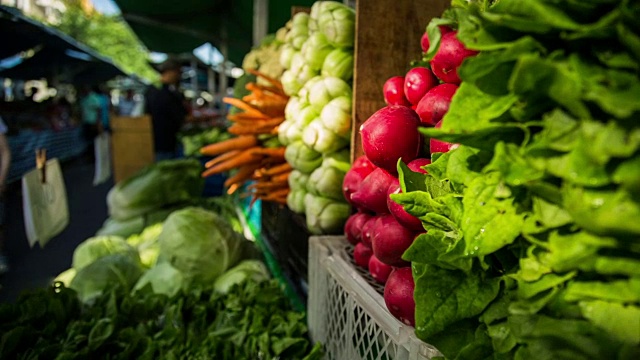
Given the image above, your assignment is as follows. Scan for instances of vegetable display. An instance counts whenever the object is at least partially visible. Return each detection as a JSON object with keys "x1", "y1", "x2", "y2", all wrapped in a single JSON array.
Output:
[
  {"x1": 0, "y1": 280, "x2": 322, "y2": 359},
  {"x1": 381, "y1": 0, "x2": 640, "y2": 359},
  {"x1": 200, "y1": 70, "x2": 291, "y2": 205},
  {"x1": 279, "y1": 1, "x2": 356, "y2": 235}
]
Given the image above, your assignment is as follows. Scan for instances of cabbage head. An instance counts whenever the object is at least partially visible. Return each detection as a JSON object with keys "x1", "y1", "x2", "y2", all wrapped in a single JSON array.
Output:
[
  {"x1": 157, "y1": 207, "x2": 248, "y2": 286},
  {"x1": 302, "y1": 119, "x2": 349, "y2": 154},
  {"x1": 72, "y1": 236, "x2": 140, "y2": 271},
  {"x1": 127, "y1": 223, "x2": 163, "y2": 268},
  {"x1": 320, "y1": 96, "x2": 352, "y2": 138},
  {"x1": 284, "y1": 141, "x2": 323, "y2": 174},
  {"x1": 54, "y1": 268, "x2": 77, "y2": 287},
  {"x1": 132, "y1": 262, "x2": 184, "y2": 297},
  {"x1": 307, "y1": 150, "x2": 350, "y2": 200},
  {"x1": 70, "y1": 254, "x2": 144, "y2": 304},
  {"x1": 322, "y1": 48, "x2": 354, "y2": 81},
  {"x1": 318, "y1": 2, "x2": 356, "y2": 48},
  {"x1": 287, "y1": 189, "x2": 308, "y2": 214},
  {"x1": 107, "y1": 159, "x2": 204, "y2": 221},
  {"x1": 304, "y1": 193, "x2": 351, "y2": 235},
  {"x1": 302, "y1": 32, "x2": 335, "y2": 71},
  {"x1": 95, "y1": 216, "x2": 145, "y2": 238},
  {"x1": 308, "y1": 77, "x2": 352, "y2": 112},
  {"x1": 213, "y1": 260, "x2": 270, "y2": 294}
]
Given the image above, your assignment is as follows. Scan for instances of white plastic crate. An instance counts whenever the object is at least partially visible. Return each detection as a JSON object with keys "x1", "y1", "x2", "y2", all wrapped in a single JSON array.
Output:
[{"x1": 308, "y1": 236, "x2": 442, "y2": 360}]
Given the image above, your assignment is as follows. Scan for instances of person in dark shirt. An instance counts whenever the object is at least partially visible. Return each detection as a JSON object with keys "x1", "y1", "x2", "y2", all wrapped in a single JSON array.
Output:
[{"x1": 145, "y1": 59, "x2": 187, "y2": 161}]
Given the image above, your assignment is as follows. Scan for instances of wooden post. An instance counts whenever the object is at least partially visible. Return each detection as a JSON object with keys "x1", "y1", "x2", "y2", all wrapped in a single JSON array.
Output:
[{"x1": 351, "y1": 0, "x2": 449, "y2": 162}]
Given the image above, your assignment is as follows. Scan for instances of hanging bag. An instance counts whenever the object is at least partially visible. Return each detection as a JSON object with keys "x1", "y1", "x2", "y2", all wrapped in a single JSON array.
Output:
[
  {"x1": 22, "y1": 150, "x2": 69, "y2": 248},
  {"x1": 93, "y1": 132, "x2": 112, "y2": 185}
]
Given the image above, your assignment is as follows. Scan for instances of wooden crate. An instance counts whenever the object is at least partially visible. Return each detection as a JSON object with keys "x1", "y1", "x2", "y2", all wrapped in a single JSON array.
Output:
[
  {"x1": 351, "y1": 0, "x2": 450, "y2": 161},
  {"x1": 111, "y1": 115, "x2": 155, "y2": 183}
]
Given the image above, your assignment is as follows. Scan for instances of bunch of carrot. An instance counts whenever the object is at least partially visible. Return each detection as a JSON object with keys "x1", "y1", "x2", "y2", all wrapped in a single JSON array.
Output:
[{"x1": 200, "y1": 70, "x2": 291, "y2": 205}]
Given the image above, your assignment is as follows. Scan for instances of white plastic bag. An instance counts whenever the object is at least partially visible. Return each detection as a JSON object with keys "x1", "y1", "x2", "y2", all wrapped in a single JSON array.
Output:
[
  {"x1": 22, "y1": 158, "x2": 69, "y2": 248},
  {"x1": 93, "y1": 132, "x2": 112, "y2": 185}
]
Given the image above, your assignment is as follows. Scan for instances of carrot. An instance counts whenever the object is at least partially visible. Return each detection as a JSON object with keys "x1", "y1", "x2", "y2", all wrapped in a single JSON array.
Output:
[
  {"x1": 224, "y1": 163, "x2": 262, "y2": 187},
  {"x1": 258, "y1": 163, "x2": 292, "y2": 177},
  {"x1": 247, "y1": 181, "x2": 289, "y2": 192},
  {"x1": 270, "y1": 171, "x2": 291, "y2": 183},
  {"x1": 201, "y1": 147, "x2": 262, "y2": 177},
  {"x1": 204, "y1": 150, "x2": 240, "y2": 168},
  {"x1": 222, "y1": 97, "x2": 268, "y2": 117},
  {"x1": 228, "y1": 124, "x2": 274, "y2": 136},
  {"x1": 200, "y1": 135, "x2": 258, "y2": 156},
  {"x1": 249, "y1": 147, "x2": 286, "y2": 159},
  {"x1": 227, "y1": 113, "x2": 269, "y2": 122},
  {"x1": 246, "y1": 69, "x2": 285, "y2": 92},
  {"x1": 246, "y1": 83, "x2": 288, "y2": 99}
]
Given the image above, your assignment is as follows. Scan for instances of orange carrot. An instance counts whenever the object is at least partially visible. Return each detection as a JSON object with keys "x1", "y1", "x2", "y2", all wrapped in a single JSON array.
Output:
[
  {"x1": 270, "y1": 171, "x2": 291, "y2": 183},
  {"x1": 247, "y1": 181, "x2": 289, "y2": 192},
  {"x1": 200, "y1": 135, "x2": 258, "y2": 156},
  {"x1": 246, "y1": 69, "x2": 285, "y2": 92},
  {"x1": 201, "y1": 148, "x2": 262, "y2": 177},
  {"x1": 224, "y1": 163, "x2": 262, "y2": 187},
  {"x1": 228, "y1": 125, "x2": 274, "y2": 136},
  {"x1": 204, "y1": 150, "x2": 240, "y2": 168},
  {"x1": 246, "y1": 83, "x2": 288, "y2": 99},
  {"x1": 222, "y1": 97, "x2": 267, "y2": 117},
  {"x1": 258, "y1": 163, "x2": 292, "y2": 177},
  {"x1": 249, "y1": 147, "x2": 286, "y2": 159},
  {"x1": 227, "y1": 113, "x2": 269, "y2": 122}
]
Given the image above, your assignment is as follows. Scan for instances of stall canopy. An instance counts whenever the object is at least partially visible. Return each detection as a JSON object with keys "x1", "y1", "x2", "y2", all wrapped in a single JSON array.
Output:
[
  {"x1": 113, "y1": 0, "x2": 316, "y2": 66},
  {"x1": 0, "y1": 5, "x2": 125, "y2": 84}
]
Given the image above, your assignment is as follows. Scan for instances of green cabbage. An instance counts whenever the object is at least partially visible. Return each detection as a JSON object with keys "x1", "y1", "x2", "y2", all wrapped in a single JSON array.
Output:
[
  {"x1": 302, "y1": 32, "x2": 335, "y2": 71},
  {"x1": 279, "y1": 44, "x2": 296, "y2": 69},
  {"x1": 157, "y1": 207, "x2": 248, "y2": 286},
  {"x1": 288, "y1": 170, "x2": 311, "y2": 190},
  {"x1": 54, "y1": 268, "x2": 77, "y2": 287},
  {"x1": 213, "y1": 260, "x2": 270, "y2": 294},
  {"x1": 287, "y1": 189, "x2": 307, "y2": 214},
  {"x1": 95, "y1": 216, "x2": 145, "y2": 238},
  {"x1": 132, "y1": 262, "x2": 184, "y2": 297},
  {"x1": 70, "y1": 254, "x2": 144, "y2": 304},
  {"x1": 302, "y1": 119, "x2": 349, "y2": 154},
  {"x1": 304, "y1": 193, "x2": 351, "y2": 235},
  {"x1": 307, "y1": 150, "x2": 350, "y2": 201},
  {"x1": 322, "y1": 48, "x2": 354, "y2": 81},
  {"x1": 308, "y1": 77, "x2": 352, "y2": 111},
  {"x1": 106, "y1": 159, "x2": 204, "y2": 221},
  {"x1": 320, "y1": 96, "x2": 352, "y2": 138},
  {"x1": 317, "y1": 2, "x2": 356, "y2": 48},
  {"x1": 286, "y1": 12, "x2": 310, "y2": 50},
  {"x1": 72, "y1": 236, "x2": 140, "y2": 271},
  {"x1": 127, "y1": 223, "x2": 163, "y2": 268},
  {"x1": 284, "y1": 141, "x2": 323, "y2": 174}
]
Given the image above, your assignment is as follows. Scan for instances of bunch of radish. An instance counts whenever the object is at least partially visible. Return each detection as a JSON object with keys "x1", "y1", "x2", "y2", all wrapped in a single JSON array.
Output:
[{"x1": 342, "y1": 28, "x2": 478, "y2": 327}]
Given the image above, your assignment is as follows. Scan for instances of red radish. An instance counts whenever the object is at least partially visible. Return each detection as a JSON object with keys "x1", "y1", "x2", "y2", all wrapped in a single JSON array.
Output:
[
  {"x1": 361, "y1": 216, "x2": 380, "y2": 247},
  {"x1": 342, "y1": 167, "x2": 371, "y2": 206},
  {"x1": 420, "y1": 32, "x2": 430, "y2": 53},
  {"x1": 430, "y1": 31, "x2": 479, "y2": 84},
  {"x1": 384, "y1": 267, "x2": 416, "y2": 326},
  {"x1": 415, "y1": 83, "x2": 458, "y2": 126},
  {"x1": 360, "y1": 106, "x2": 422, "y2": 174},
  {"x1": 353, "y1": 155, "x2": 376, "y2": 174},
  {"x1": 353, "y1": 242, "x2": 373, "y2": 268},
  {"x1": 403, "y1": 67, "x2": 438, "y2": 105},
  {"x1": 430, "y1": 120, "x2": 458, "y2": 154},
  {"x1": 387, "y1": 180, "x2": 424, "y2": 232},
  {"x1": 350, "y1": 167, "x2": 396, "y2": 214},
  {"x1": 371, "y1": 214, "x2": 417, "y2": 266},
  {"x1": 369, "y1": 254, "x2": 394, "y2": 284},
  {"x1": 344, "y1": 212, "x2": 373, "y2": 245},
  {"x1": 420, "y1": 26, "x2": 453, "y2": 53},
  {"x1": 407, "y1": 158, "x2": 431, "y2": 173},
  {"x1": 383, "y1": 76, "x2": 411, "y2": 106}
]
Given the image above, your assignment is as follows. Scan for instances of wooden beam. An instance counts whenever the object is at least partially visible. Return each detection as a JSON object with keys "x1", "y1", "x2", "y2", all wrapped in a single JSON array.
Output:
[{"x1": 351, "y1": 0, "x2": 449, "y2": 162}]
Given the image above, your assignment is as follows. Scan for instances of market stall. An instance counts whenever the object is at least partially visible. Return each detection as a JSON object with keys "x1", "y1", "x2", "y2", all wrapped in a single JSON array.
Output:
[{"x1": 2, "y1": 0, "x2": 639, "y2": 359}]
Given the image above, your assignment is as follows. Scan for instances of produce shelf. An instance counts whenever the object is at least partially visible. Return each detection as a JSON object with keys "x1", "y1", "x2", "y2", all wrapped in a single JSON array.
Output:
[{"x1": 308, "y1": 236, "x2": 442, "y2": 360}]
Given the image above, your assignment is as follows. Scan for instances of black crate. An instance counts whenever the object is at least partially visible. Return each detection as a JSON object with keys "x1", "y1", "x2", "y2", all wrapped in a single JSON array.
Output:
[{"x1": 261, "y1": 201, "x2": 311, "y2": 299}]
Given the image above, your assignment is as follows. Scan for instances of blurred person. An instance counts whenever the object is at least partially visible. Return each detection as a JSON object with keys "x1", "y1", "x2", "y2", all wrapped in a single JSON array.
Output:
[
  {"x1": 117, "y1": 89, "x2": 137, "y2": 116},
  {"x1": 95, "y1": 85, "x2": 111, "y2": 132},
  {"x1": 145, "y1": 59, "x2": 187, "y2": 161},
  {"x1": 79, "y1": 86, "x2": 102, "y2": 162},
  {"x1": 0, "y1": 115, "x2": 11, "y2": 273}
]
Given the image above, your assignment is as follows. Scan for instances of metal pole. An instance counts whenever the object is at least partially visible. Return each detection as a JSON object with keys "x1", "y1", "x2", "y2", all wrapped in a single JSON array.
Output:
[
  {"x1": 207, "y1": 44, "x2": 216, "y2": 110},
  {"x1": 220, "y1": 28, "x2": 229, "y2": 116},
  {"x1": 190, "y1": 55, "x2": 198, "y2": 109},
  {"x1": 253, "y1": 0, "x2": 269, "y2": 47}
]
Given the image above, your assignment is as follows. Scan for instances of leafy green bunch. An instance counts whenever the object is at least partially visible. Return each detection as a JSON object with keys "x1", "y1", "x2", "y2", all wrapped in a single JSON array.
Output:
[
  {"x1": 0, "y1": 281, "x2": 323, "y2": 360},
  {"x1": 393, "y1": 0, "x2": 640, "y2": 358}
]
